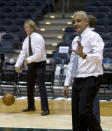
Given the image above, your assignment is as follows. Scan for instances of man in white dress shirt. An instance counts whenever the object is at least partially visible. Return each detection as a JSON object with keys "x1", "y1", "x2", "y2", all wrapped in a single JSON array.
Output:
[
  {"x1": 15, "y1": 19, "x2": 49, "y2": 115},
  {"x1": 63, "y1": 11, "x2": 104, "y2": 131}
]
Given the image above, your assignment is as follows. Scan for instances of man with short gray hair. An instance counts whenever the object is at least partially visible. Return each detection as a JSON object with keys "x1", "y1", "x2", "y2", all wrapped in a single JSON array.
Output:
[{"x1": 63, "y1": 11, "x2": 104, "y2": 131}]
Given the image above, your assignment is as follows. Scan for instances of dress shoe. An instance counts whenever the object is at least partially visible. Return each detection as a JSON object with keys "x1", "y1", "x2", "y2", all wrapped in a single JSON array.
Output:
[
  {"x1": 41, "y1": 110, "x2": 49, "y2": 116},
  {"x1": 22, "y1": 107, "x2": 36, "y2": 112}
]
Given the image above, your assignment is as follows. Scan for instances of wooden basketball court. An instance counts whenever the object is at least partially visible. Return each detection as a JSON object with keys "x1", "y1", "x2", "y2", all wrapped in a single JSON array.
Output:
[{"x1": 0, "y1": 98, "x2": 112, "y2": 130}]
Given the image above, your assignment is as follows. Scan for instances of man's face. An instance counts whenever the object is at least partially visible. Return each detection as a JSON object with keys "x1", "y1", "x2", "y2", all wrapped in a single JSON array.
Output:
[
  {"x1": 24, "y1": 23, "x2": 33, "y2": 36},
  {"x1": 73, "y1": 14, "x2": 89, "y2": 34}
]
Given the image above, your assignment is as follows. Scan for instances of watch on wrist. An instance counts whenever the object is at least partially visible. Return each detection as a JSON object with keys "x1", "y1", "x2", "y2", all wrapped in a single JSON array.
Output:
[{"x1": 82, "y1": 54, "x2": 87, "y2": 59}]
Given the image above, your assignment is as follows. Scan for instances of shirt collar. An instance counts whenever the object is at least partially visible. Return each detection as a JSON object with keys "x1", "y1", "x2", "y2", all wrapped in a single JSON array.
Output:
[
  {"x1": 80, "y1": 27, "x2": 90, "y2": 39},
  {"x1": 27, "y1": 32, "x2": 34, "y2": 38}
]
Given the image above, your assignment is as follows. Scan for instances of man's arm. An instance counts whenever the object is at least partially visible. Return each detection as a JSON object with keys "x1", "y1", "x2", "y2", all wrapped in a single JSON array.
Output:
[
  {"x1": 15, "y1": 40, "x2": 27, "y2": 68},
  {"x1": 72, "y1": 34, "x2": 104, "y2": 63},
  {"x1": 63, "y1": 86, "x2": 69, "y2": 98}
]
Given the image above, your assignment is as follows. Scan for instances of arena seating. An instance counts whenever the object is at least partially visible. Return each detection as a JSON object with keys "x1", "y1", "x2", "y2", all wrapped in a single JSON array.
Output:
[
  {"x1": 0, "y1": 58, "x2": 56, "y2": 97},
  {"x1": 0, "y1": 0, "x2": 47, "y2": 53},
  {"x1": 85, "y1": 0, "x2": 112, "y2": 99},
  {"x1": 0, "y1": 0, "x2": 112, "y2": 99}
]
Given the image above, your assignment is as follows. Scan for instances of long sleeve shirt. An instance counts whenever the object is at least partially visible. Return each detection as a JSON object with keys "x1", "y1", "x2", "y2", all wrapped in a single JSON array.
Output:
[
  {"x1": 64, "y1": 27, "x2": 104, "y2": 86},
  {"x1": 15, "y1": 32, "x2": 46, "y2": 67}
]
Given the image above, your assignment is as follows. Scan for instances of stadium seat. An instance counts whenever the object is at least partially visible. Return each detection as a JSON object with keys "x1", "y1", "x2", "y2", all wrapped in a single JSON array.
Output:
[
  {"x1": 0, "y1": 59, "x2": 17, "y2": 95},
  {"x1": 2, "y1": 34, "x2": 14, "y2": 40},
  {"x1": 1, "y1": 18, "x2": 13, "y2": 26},
  {"x1": 95, "y1": 25, "x2": 105, "y2": 35},
  {"x1": 6, "y1": 1, "x2": 17, "y2": 6},
  {"x1": 0, "y1": 39, "x2": 15, "y2": 54},
  {"x1": 0, "y1": 1, "x2": 5, "y2": 6},
  {"x1": 0, "y1": 13, "x2": 6, "y2": 19},
  {"x1": 7, "y1": 12, "x2": 19, "y2": 19},
  {"x1": 95, "y1": 13, "x2": 106, "y2": 19},
  {"x1": 0, "y1": 26, "x2": 6, "y2": 32},
  {"x1": 13, "y1": 6, "x2": 25, "y2": 13},
  {"x1": 104, "y1": 42, "x2": 112, "y2": 48},
  {"x1": 96, "y1": 19, "x2": 105, "y2": 26},
  {"x1": 18, "y1": 1, "x2": 29, "y2": 6},
  {"x1": 1, "y1": 7, "x2": 12, "y2": 13}
]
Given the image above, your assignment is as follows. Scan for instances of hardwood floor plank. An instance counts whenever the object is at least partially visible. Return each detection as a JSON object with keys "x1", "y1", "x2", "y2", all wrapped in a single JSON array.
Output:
[{"x1": 0, "y1": 98, "x2": 112, "y2": 115}]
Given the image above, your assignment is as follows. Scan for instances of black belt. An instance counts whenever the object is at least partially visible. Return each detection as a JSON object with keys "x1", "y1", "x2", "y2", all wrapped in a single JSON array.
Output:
[{"x1": 75, "y1": 75, "x2": 103, "y2": 81}]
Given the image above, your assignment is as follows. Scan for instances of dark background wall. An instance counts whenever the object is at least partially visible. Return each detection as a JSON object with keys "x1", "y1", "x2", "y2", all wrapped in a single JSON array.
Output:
[{"x1": 54, "y1": 0, "x2": 86, "y2": 13}]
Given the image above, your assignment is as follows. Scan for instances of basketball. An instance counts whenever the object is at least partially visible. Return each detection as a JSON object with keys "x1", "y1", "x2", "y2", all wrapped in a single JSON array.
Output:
[{"x1": 2, "y1": 93, "x2": 15, "y2": 106}]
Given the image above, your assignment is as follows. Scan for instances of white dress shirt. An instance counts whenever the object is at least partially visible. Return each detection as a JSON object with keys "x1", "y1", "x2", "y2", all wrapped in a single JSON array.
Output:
[
  {"x1": 15, "y1": 32, "x2": 46, "y2": 67},
  {"x1": 64, "y1": 27, "x2": 104, "y2": 86}
]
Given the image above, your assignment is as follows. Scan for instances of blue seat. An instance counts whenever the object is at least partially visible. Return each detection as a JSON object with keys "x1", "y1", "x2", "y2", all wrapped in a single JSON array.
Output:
[
  {"x1": 26, "y1": 6, "x2": 37, "y2": 13},
  {"x1": 6, "y1": 1, "x2": 18, "y2": 6},
  {"x1": 25, "y1": 6, "x2": 42, "y2": 19},
  {"x1": 103, "y1": 48, "x2": 112, "y2": 59},
  {"x1": 104, "y1": 48, "x2": 112, "y2": 53},
  {"x1": 0, "y1": 1, "x2": 5, "y2": 6},
  {"x1": 19, "y1": 12, "x2": 32, "y2": 19},
  {"x1": 92, "y1": 1, "x2": 103, "y2": 7},
  {"x1": 7, "y1": 12, "x2": 19, "y2": 19},
  {"x1": 103, "y1": 1, "x2": 112, "y2": 6},
  {"x1": 1, "y1": 18, "x2": 13, "y2": 26},
  {"x1": 13, "y1": 6, "x2": 25, "y2": 13},
  {"x1": 98, "y1": 6, "x2": 110, "y2": 13},
  {"x1": 30, "y1": 1, "x2": 46, "y2": 11},
  {"x1": 107, "y1": 26, "x2": 112, "y2": 33},
  {"x1": 108, "y1": 20, "x2": 112, "y2": 26},
  {"x1": 103, "y1": 53, "x2": 112, "y2": 59},
  {"x1": 86, "y1": 6, "x2": 96, "y2": 14},
  {"x1": 0, "y1": 26, "x2": 6, "y2": 32},
  {"x1": 1, "y1": 0, "x2": 9, "y2": 1},
  {"x1": 104, "y1": 42, "x2": 112, "y2": 48},
  {"x1": 95, "y1": 13, "x2": 106, "y2": 19},
  {"x1": 18, "y1": 1, "x2": 29, "y2": 6},
  {"x1": 108, "y1": 14, "x2": 112, "y2": 20},
  {"x1": 0, "y1": 13, "x2": 6, "y2": 19},
  {"x1": 6, "y1": 25, "x2": 21, "y2": 42},
  {"x1": 95, "y1": 25, "x2": 105, "y2": 35},
  {"x1": 2, "y1": 34, "x2": 14, "y2": 41},
  {"x1": 0, "y1": 39, "x2": 15, "y2": 54},
  {"x1": 1, "y1": 7, "x2": 12, "y2": 13},
  {"x1": 14, "y1": 18, "x2": 24, "y2": 29},
  {"x1": 102, "y1": 34, "x2": 112, "y2": 42},
  {"x1": 96, "y1": 19, "x2": 105, "y2": 26}
]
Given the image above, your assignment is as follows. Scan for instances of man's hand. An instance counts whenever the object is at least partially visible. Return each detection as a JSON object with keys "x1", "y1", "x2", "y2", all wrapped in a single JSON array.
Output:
[
  {"x1": 24, "y1": 60, "x2": 28, "y2": 69},
  {"x1": 15, "y1": 67, "x2": 22, "y2": 73},
  {"x1": 63, "y1": 86, "x2": 69, "y2": 98},
  {"x1": 72, "y1": 41, "x2": 86, "y2": 58}
]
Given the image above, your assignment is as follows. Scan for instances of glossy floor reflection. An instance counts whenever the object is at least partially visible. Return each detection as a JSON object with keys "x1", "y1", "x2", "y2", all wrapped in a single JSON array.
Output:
[
  {"x1": 0, "y1": 98, "x2": 111, "y2": 131},
  {"x1": 0, "y1": 127, "x2": 110, "y2": 131},
  {"x1": 0, "y1": 128, "x2": 72, "y2": 131}
]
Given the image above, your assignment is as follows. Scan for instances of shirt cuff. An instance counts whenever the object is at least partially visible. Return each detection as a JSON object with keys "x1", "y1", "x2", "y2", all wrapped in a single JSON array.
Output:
[
  {"x1": 27, "y1": 57, "x2": 32, "y2": 63},
  {"x1": 15, "y1": 64, "x2": 20, "y2": 68},
  {"x1": 64, "y1": 81, "x2": 70, "y2": 87}
]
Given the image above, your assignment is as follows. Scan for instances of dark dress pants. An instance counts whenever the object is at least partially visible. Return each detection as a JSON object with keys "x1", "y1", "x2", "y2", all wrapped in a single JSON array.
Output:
[
  {"x1": 72, "y1": 76, "x2": 102, "y2": 131},
  {"x1": 27, "y1": 61, "x2": 49, "y2": 111},
  {"x1": 0, "y1": 54, "x2": 5, "y2": 70},
  {"x1": 93, "y1": 95, "x2": 100, "y2": 123}
]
